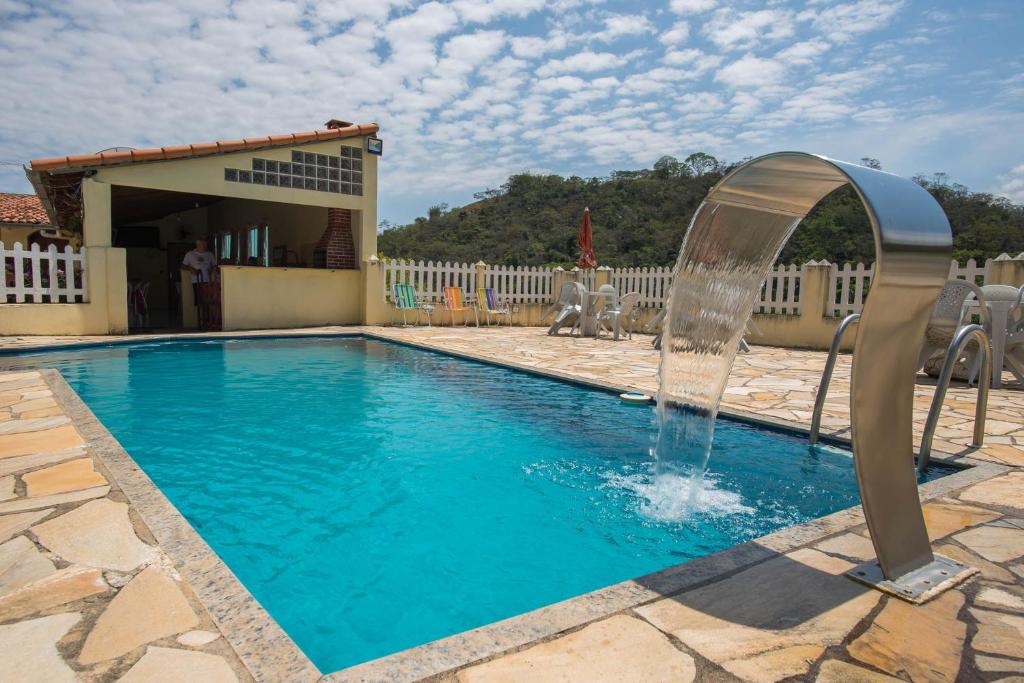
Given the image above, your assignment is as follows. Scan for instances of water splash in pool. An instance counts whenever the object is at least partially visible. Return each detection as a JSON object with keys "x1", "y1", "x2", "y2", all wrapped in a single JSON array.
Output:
[{"x1": 652, "y1": 199, "x2": 801, "y2": 517}]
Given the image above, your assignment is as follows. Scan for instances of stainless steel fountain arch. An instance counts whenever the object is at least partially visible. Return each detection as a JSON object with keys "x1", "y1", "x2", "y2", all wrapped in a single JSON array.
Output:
[{"x1": 664, "y1": 152, "x2": 959, "y2": 588}]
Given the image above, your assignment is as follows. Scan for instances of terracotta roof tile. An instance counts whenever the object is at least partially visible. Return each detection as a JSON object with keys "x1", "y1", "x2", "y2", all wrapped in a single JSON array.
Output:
[
  {"x1": 28, "y1": 122, "x2": 379, "y2": 173},
  {"x1": 0, "y1": 192, "x2": 49, "y2": 225}
]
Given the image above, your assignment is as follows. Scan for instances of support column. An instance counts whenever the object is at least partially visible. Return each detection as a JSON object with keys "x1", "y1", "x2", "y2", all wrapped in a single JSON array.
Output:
[{"x1": 988, "y1": 253, "x2": 1024, "y2": 286}]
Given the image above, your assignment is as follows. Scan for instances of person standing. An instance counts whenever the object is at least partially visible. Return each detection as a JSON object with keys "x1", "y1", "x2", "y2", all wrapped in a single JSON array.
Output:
[{"x1": 182, "y1": 237, "x2": 217, "y2": 327}]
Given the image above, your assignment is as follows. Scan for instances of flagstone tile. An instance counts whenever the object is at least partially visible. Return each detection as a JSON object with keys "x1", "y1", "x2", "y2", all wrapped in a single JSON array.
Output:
[
  {"x1": 0, "y1": 416, "x2": 69, "y2": 435},
  {"x1": 0, "y1": 474, "x2": 13, "y2": 501},
  {"x1": 0, "y1": 535, "x2": 56, "y2": 597},
  {"x1": 0, "y1": 612, "x2": 80, "y2": 683},
  {"x1": 636, "y1": 549, "x2": 880, "y2": 683},
  {"x1": 0, "y1": 508, "x2": 53, "y2": 543},
  {"x1": 456, "y1": 615, "x2": 695, "y2": 683},
  {"x1": 0, "y1": 565, "x2": 107, "y2": 621},
  {"x1": 976, "y1": 586, "x2": 1024, "y2": 611},
  {"x1": 922, "y1": 501, "x2": 1001, "y2": 541},
  {"x1": 814, "y1": 532, "x2": 876, "y2": 561},
  {"x1": 0, "y1": 424, "x2": 82, "y2": 459},
  {"x1": 970, "y1": 608, "x2": 1024, "y2": 659},
  {"x1": 118, "y1": 646, "x2": 238, "y2": 683},
  {"x1": 22, "y1": 457, "x2": 107, "y2": 497},
  {"x1": 848, "y1": 590, "x2": 965, "y2": 682},
  {"x1": 815, "y1": 659, "x2": 901, "y2": 682},
  {"x1": 177, "y1": 629, "x2": 221, "y2": 647},
  {"x1": 953, "y1": 525, "x2": 1024, "y2": 563},
  {"x1": 977, "y1": 655, "x2": 1024, "y2": 674},
  {"x1": 936, "y1": 543, "x2": 1018, "y2": 585},
  {"x1": 0, "y1": 485, "x2": 109, "y2": 514},
  {"x1": 959, "y1": 473, "x2": 1024, "y2": 512},
  {"x1": 0, "y1": 446, "x2": 87, "y2": 476},
  {"x1": 79, "y1": 565, "x2": 199, "y2": 664},
  {"x1": 33, "y1": 498, "x2": 154, "y2": 571}
]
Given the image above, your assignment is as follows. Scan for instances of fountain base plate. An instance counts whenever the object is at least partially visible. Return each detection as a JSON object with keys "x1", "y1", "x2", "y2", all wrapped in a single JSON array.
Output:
[{"x1": 846, "y1": 553, "x2": 977, "y2": 604}]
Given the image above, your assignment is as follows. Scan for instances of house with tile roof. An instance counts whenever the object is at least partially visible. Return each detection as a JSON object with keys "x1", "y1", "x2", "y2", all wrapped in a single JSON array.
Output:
[
  {"x1": 0, "y1": 191, "x2": 54, "y2": 245},
  {"x1": 4, "y1": 120, "x2": 387, "y2": 335}
]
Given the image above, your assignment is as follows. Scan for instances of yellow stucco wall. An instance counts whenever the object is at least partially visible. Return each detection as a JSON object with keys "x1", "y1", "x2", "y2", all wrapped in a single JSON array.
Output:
[
  {"x1": 0, "y1": 225, "x2": 37, "y2": 246},
  {"x1": 0, "y1": 246, "x2": 128, "y2": 335},
  {"x1": 219, "y1": 265, "x2": 361, "y2": 330}
]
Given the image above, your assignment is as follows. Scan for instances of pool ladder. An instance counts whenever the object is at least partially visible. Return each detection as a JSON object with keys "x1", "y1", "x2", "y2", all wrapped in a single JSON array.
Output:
[{"x1": 809, "y1": 313, "x2": 991, "y2": 472}]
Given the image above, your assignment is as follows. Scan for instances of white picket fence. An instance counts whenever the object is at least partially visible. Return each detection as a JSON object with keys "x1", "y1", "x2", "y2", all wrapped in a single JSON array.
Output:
[
  {"x1": 610, "y1": 267, "x2": 672, "y2": 307},
  {"x1": 384, "y1": 256, "x2": 1012, "y2": 316},
  {"x1": 1, "y1": 242, "x2": 87, "y2": 304},
  {"x1": 827, "y1": 258, "x2": 998, "y2": 317},
  {"x1": 383, "y1": 260, "x2": 478, "y2": 302},
  {"x1": 482, "y1": 265, "x2": 552, "y2": 304}
]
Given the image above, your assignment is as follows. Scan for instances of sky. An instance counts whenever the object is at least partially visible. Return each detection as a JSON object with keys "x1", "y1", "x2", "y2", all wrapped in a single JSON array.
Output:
[{"x1": 0, "y1": 0, "x2": 1021, "y2": 227}]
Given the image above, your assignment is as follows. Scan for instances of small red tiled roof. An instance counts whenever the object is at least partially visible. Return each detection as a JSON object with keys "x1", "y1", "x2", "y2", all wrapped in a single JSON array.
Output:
[
  {"x1": 30, "y1": 122, "x2": 379, "y2": 172},
  {"x1": 0, "y1": 192, "x2": 49, "y2": 225}
]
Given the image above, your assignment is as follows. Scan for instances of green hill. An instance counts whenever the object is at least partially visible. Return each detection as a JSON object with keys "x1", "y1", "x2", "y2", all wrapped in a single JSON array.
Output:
[{"x1": 378, "y1": 155, "x2": 1024, "y2": 267}]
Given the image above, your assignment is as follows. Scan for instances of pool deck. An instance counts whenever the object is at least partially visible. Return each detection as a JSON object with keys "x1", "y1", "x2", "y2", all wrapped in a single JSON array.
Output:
[{"x1": 0, "y1": 325, "x2": 1022, "y2": 682}]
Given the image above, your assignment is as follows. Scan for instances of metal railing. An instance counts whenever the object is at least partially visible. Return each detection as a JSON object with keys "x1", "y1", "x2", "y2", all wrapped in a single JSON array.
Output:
[
  {"x1": 809, "y1": 313, "x2": 861, "y2": 444},
  {"x1": 917, "y1": 324, "x2": 991, "y2": 473},
  {"x1": 810, "y1": 315, "x2": 992, "y2": 471}
]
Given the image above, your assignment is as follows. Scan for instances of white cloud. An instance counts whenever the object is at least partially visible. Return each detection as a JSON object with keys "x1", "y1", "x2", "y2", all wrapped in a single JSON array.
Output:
[
  {"x1": 716, "y1": 55, "x2": 787, "y2": 88},
  {"x1": 593, "y1": 13, "x2": 654, "y2": 42},
  {"x1": 776, "y1": 39, "x2": 830, "y2": 65},
  {"x1": 659, "y1": 21, "x2": 690, "y2": 45},
  {"x1": 451, "y1": 0, "x2": 546, "y2": 24},
  {"x1": 704, "y1": 8, "x2": 795, "y2": 50},
  {"x1": 799, "y1": 0, "x2": 905, "y2": 44},
  {"x1": 663, "y1": 48, "x2": 721, "y2": 77},
  {"x1": 669, "y1": 0, "x2": 717, "y2": 16},
  {"x1": 675, "y1": 91, "x2": 726, "y2": 115},
  {"x1": 995, "y1": 164, "x2": 1024, "y2": 204},
  {"x1": 535, "y1": 51, "x2": 625, "y2": 77}
]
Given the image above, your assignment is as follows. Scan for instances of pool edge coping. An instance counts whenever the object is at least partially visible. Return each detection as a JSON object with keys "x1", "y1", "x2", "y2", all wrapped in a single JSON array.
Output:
[
  {"x1": 14, "y1": 331, "x2": 1008, "y2": 683},
  {"x1": 43, "y1": 369, "x2": 323, "y2": 683}
]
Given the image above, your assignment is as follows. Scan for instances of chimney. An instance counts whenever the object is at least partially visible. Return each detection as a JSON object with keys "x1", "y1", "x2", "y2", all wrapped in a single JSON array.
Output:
[
  {"x1": 313, "y1": 118, "x2": 358, "y2": 269},
  {"x1": 313, "y1": 208, "x2": 356, "y2": 269}
]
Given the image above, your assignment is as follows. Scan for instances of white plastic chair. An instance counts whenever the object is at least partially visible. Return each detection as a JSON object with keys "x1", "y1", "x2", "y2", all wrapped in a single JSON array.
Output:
[
  {"x1": 917, "y1": 279, "x2": 989, "y2": 375},
  {"x1": 980, "y1": 284, "x2": 1024, "y2": 385},
  {"x1": 546, "y1": 282, "x2": 585, "y2": 335},
  {"x1": 597, "y1": 291, "x2": 640, "y2": 340}
]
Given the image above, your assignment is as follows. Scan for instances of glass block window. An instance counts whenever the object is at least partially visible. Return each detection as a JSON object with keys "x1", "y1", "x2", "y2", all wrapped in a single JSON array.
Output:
[{"x1": 225, "y1": 147, "x2": 365, "y2": 196}]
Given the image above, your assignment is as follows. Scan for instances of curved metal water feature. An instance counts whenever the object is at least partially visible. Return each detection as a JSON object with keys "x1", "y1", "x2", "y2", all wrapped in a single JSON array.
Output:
[{"x1": 660, "y1": 152, "x2": 974, "y2": 599}]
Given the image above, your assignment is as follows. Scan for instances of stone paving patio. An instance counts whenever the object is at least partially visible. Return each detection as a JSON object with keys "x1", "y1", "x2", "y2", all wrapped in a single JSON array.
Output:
[{"x1": 0, "y1": 326, "x2": 1022, "y2": 682}]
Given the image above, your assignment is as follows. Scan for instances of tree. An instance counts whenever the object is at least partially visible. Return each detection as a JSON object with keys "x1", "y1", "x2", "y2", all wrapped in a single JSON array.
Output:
[
  {"x1": 683, "y1": 152, "x2": 718, "y2": 176},
  {"x1": 378, "y1": 162, "x2": 1024, "y2": 267},
  {"x1": 860, "y1": 157, "x2": 882, "y2": 170}
]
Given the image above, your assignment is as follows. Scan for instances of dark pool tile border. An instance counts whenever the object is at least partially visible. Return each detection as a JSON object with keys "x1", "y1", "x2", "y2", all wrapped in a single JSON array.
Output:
[{"x1": 42, "y1": 369, "x2": 321, "y2": 683}]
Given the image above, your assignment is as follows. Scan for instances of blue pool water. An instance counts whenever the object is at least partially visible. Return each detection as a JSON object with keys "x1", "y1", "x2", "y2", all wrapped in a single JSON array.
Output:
[{"x1": 5, "y1": 337, "x2": 950, "y2": 672}]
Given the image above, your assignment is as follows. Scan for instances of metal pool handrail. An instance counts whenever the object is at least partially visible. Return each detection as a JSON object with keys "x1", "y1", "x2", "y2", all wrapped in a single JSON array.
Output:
[
  {"x1": 809, "y1": 313, "x2": 861, "y2": 444},
  {"x1": 917, "y1": 324, "x2": 991, "y2": 473}
]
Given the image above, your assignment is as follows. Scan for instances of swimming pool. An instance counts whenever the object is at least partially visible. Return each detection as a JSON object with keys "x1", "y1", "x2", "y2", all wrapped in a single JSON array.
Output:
[{"x1": 6, "y1": 337, "x2": 950, "y2": 672}]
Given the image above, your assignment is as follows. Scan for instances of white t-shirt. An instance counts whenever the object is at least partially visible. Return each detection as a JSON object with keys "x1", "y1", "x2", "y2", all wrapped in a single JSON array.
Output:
[{"x1": 182, "y1": 249, "x2": 217, "y2": 283}]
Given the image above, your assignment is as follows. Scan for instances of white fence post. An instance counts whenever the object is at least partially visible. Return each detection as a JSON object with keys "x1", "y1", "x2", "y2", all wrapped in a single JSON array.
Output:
[{"x1": 1, "y1": 241, "x2": 88, "y2": 304}]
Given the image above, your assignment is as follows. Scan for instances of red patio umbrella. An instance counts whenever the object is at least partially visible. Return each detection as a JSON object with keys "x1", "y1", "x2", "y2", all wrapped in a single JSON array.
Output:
[{"x1": 577, "y1": 207, "x2": 597, "y2": 269}]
